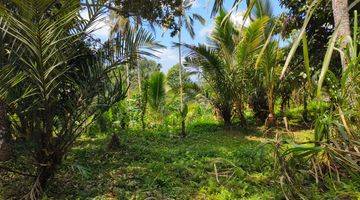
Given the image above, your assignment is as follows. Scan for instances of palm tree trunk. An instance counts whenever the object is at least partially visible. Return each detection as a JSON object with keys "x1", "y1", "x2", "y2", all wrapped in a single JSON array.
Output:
[
  {"x1": 302, "y1": 90, "x2": 309, "y2": 122},
  {"x1": 178, "y1": 16, "x2": 186, "y2": 138},
  {"x1": 137, "y1": 60, "x2": 141, "y2": 93},
  {"x1": 0, "y1": 100, "x2": 11, "y2": 161},
  {"x1": 135, "y1": 23, "x2": 142, "y2": 94},
  {"x1": 126, "y1": 63, "x2": 130, "y2": 97},
  {"x1": 265, "y1": 90, "x2": 276, "y2": 128},
  {"x1": 221, "y1": 105, "x2": 232, "y2": 128},
  {"x1": 234, "y1": 100, "x2": 246, "y2": 126},
  {"x1": 332, "y1": 0, "x2": 351, "y2": 71}
]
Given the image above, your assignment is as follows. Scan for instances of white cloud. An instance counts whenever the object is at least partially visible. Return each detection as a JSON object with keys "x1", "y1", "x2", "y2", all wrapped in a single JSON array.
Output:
[
  {"x1": 155, "y1": 48, "x2": 181, "y2": 73},
  {"x1": 230, "y1": 11, "x2": 250, "y2": 27},
  {"x1": 190, "y1": 0, "x2": 200, "y2": 8},
  {"x1": 199, "y1": 11, "x2": 250, "y2": 39},
  {"x1": 200, "y1": 23, "x2": 214, "y2": 37}
]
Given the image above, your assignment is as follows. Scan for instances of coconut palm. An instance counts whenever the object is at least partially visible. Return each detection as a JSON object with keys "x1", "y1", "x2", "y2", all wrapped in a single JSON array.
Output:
[
  {"x1": 211, "y1": 0, "x2": 277, "y2": 125},
  {"x1": 211, "y1": 0, "x2": 254, "y2": 19},
  {"x1": 176, "y1": 0, "x2": 205, "y2": 137},
  {"x1": 258, "y1": 40, "x2": 282, "y2": 127},
  {"x1": 109, "y1": 13, "x2": 163, "y2": 95},
  {"x1": 236, "y1": 15, "x2": 272, "y2": 123},
  {"x1": 107, "y1": 14, "x2": 163, "y2": 131}
]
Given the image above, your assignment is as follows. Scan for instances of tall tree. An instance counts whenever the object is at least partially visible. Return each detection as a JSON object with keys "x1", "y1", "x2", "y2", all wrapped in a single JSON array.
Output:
[{"x1": 176, "y1": 0, "x2": 205, "y2": 137}]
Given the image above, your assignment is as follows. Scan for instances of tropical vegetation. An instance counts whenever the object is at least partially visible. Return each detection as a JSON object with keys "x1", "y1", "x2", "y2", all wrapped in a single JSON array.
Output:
[{"x1": 0, "y1": 0, "x2": 359, "y2": 199}]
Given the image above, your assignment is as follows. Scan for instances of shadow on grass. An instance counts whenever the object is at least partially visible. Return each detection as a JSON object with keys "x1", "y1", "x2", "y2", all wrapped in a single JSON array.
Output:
[
  {"x1": 1, "y1": 125, "x2": 281, "y2": 199},
  {"x1": 50, "y1": 126, "x2": 278, "y2": 199}
]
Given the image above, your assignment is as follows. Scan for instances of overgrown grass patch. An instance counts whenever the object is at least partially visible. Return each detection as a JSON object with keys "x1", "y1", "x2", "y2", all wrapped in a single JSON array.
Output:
[{"x1": 44, "y1": 125, "x2": 281, "y2": 199}]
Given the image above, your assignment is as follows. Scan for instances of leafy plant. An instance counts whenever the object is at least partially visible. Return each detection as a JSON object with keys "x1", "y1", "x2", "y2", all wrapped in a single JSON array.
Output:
[
  {"x1": 274, "y1": 8, "x2": 360, "y2": 199},
  {"x1": 148, "y1": 71, "x2": 166, "y2": 113},
  {"x1": 0, "y1": 0, "x2": 129, "y2": 198}
]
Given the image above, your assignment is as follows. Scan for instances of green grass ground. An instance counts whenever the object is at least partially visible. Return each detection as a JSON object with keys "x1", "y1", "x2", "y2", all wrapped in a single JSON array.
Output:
[
  {"x1": 51, "y1": 124, "x2": 280, "y2": 199},
  {"x1": 1, "y1": 122, "x2": 358, "y2": 199}
]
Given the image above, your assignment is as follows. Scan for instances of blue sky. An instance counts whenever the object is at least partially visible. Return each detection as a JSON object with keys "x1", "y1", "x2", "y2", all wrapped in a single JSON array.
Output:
[{"x1": 90, "y1": 0, "x2": 284, "y2": 72}]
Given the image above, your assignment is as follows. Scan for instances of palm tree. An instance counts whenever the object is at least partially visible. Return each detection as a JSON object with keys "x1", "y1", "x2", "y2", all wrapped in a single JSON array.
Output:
[
  {"x1": 250, "y1": 0, "x2": 279, "y2": 127},
  {"x1": 109, "y1": 13, "x2": 162, "y2": 95},
  {"x1": 211, "y1": 0, "x2": 252, "y2": 18},
  {"x1": 108, "y1": 14, "x2": 163, "y2": 131},
  {"x1": 260, "y1": 41, "x2": 282, "y2": 127},
  {"x1": 148, "y1": 71, "x2": 166, "y2": 125},
  {"x1": 331, "y1": 0, "x2": 351, "y2": 71},
  {"x1": 0, "y1": 0, "x2": 134, "y2": 196},
  {"x1": 236, "y1": 15, "x2": 272, "y2": 123},
  {"x1": 176, "y1": 0, "x2": 205, "y2": 137},
  {"x1": 0, "y1": 14, "x2": 13, "y2": 161},
  {"x1": 184, "y1": 10, "x2": 238, "y2": 127},
  {"x1": 185, "y1": 43, "x2": 234, "y2": 126}
]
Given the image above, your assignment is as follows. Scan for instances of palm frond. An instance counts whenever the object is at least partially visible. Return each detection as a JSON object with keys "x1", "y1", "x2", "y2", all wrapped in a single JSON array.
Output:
[{"x1": 148, "y1": 71, "x2": 166, "y2": 111}]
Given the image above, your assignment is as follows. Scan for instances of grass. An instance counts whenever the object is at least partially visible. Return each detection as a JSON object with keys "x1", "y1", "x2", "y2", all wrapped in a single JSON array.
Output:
[
  {"x1": 50, "y1": 123, "x2": 280, "y2": 199},
  {"x1": 1, "y1": 121, "x2": 358, "y2": 199}
]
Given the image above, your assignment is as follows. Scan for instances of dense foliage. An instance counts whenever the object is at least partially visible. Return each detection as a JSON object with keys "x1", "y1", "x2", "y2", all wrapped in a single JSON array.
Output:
[{"x1": 0, "y1": 0, "x2": 359, "y2": 199}]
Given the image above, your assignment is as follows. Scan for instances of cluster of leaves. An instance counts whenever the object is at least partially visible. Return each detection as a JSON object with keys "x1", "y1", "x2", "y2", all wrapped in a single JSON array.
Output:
[
  {"x1": 0, "y1": 0, "x2": 172, "y2": 198},
  {"x1": 184, "y1": 1, "x2": 282, "y2": 127},
  {"x1": 108, "y1": 0, "x2": 182, "y2": 34},
  {"x1": 271, "y1": 3, "x2": 360, "y2": 198}
]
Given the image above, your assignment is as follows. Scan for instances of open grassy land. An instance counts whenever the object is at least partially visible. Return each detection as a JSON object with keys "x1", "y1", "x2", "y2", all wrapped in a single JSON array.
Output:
[
  {"x1": 2, "y1": 121, "x2": 358, "y2": 199},
  {"x1": 1, "y1": 123, "x2": 279, "y2": 199}
]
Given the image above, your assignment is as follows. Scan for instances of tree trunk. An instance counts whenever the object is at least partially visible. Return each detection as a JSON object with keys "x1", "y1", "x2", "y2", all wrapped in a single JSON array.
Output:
[
  {"x1": 107, "y1": 133, "x2": 121, "y2": 150},
  {"x1": 332, "y1": 0, "x2": 351, "y2": 71},
  {"x1": 220, "y1": 104, "x2": 232, "y2": 128},
  {"x1": 30, "y1": 151, "x2": 63, "y2": 199},
  {"x1": 234, "y1": 100, "x2": 246, "y2": 126},
  {"x1": 223, "y1": 114, "x2": 232, "y2": 129},
  {"x1": 302, "y1": 91, "x2": 309, "y2": 122},
  {"x1": 265, "y1": 94, "x2": 276, "y2": 128},
  {"x1": 180, "y1": 118, "x2": 186, "y2": 138},
  {"x1": 178, "y1": 15, "x2": 186, "y2": 138},
  {"x1": 280, "y1": 94, "x2": 289, "y2": 117},
  {"x1": 126, "y1": 64, "x2": 130, "y2": 97},
  {"x1": 0, "y1": 100, "x2": 11, "y2": 161},
  {"x1": 140, "y1": 81, "x2": 148, "y2": 131},
  {"x1": 137, "y1": 60, "x2": 142, "y2": 93}
]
